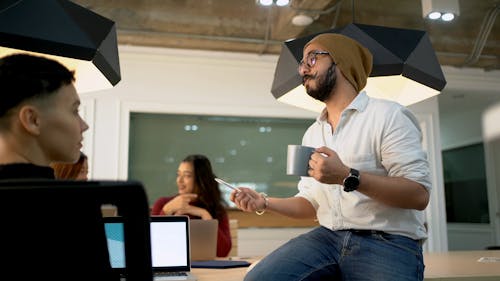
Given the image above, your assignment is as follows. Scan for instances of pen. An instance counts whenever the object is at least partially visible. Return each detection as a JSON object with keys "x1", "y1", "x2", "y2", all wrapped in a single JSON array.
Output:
[{"x1": 215, "y1": 178, "x2": 241, "y2": 192}]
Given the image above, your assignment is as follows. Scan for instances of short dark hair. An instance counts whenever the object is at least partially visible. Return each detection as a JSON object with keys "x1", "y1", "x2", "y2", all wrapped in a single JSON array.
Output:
[{"x1": 0, "y1": 53, "x2": 75, "y2": 117}]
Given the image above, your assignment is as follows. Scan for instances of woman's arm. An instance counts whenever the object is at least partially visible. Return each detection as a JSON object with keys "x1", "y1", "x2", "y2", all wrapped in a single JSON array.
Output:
[
  {"x1": 175, "y1": 205, "x2": 213, "y2": 219},
  {"x1": 160, "y1": 194, "x2": 198, "y2": 215},
  {"x1": 151, "y1": 197, "x2": 170, "y2": 215}
]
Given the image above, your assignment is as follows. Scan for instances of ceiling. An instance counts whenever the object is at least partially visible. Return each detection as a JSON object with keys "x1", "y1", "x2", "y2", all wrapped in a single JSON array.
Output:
[
  {"x1": 74, "y1": 0, "x2": 499, "y2": 69},
  {"x1": 73, "y1": 0, "x2": 500, "y2": 111}
]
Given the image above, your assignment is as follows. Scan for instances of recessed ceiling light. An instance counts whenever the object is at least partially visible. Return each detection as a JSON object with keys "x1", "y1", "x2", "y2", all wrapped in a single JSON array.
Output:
[
  {"x1": 441, "y1": 13, "x2": 455, "y2": 21},
  {"x1": 428, "y1": 11, "x2": 442, "y2": 20},
  {"x1": 292, "y1": 14, "x2": 314, "y2": 26},
  {"x1": 276, "y1": 0, "x2": 290, "y2": 6},
  {"x1": 258, "y1": 0, "x2": 273, "y2": 6},
  {"x1": 422, "y1": 0, "x2": 459, "y2": 21},
  {"x1": 257, "y1": 0, "x2": 290, "y2": 7}
]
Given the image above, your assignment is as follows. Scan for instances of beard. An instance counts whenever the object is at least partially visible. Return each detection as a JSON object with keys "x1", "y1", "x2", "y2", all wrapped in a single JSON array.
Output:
[{"x1": 304, "y1": 64, "x2": 337, "y2": 102}]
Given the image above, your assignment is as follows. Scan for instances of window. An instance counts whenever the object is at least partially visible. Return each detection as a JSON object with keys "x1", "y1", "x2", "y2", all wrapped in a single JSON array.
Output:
[
  {"x1": 442, "y1": 143, "x2": 489, "y2": 223},
  {"x1": 128, "y1": 113, "x2": 313, "y2": 206}
]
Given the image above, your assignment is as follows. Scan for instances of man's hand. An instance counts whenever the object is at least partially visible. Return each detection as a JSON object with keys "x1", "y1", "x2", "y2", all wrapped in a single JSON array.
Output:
[
  {"x1": 229, "y1": 187, "x2": 265, "y2": 213},
  {"x1": 308, "y1": 146, "x2": 350, "y2": 184}
]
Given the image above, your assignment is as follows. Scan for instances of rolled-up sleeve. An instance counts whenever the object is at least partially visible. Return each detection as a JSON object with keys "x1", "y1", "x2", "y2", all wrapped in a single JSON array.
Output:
[
  {"x1": 295, "y1": 177, "x2": 321, "y2": 210},
  {"x1": 381, "y1": 107, "x2": 432, "y2": 190}
]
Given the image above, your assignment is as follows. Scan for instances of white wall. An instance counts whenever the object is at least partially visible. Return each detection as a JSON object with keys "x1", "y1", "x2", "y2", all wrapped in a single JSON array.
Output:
[
  {"x1": 81, "y1": 45, "x2": 317, "y2": 181},
  {"x1": 439, "y1": 66, "x2": 500, "y2": 150},
  {"x1": 437, "y1": 67, "x2": 500, "y2": 250},
  {"x1": 440, "y1": 107, "x2": 484, "y2": 150},
  {"x1": 409, "y1": 98, "x2": 447, "y2": 252},
  {"x1": 484, "y1": 103, "x2": 500, "y2": 247},
  {"x1": 81, "y1": 45, "x2": 500, "y2": 253}
]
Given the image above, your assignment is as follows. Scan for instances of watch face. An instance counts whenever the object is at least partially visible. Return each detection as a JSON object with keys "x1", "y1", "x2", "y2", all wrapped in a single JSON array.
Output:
[{"x1": 343, "y1": 176, "x2": 360, "y2": 192}]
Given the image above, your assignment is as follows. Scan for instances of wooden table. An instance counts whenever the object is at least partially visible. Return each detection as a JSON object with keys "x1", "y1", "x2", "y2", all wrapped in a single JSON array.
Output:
[
  {"x1": 424, "y1": 250, "x2": 500, "y2": 280},
  {"x1": 191, "y1": 251, "x2": 500, "y2": 281},
  {"x1": 191, "y1": 266, "x2": 248, "y2": 281}
]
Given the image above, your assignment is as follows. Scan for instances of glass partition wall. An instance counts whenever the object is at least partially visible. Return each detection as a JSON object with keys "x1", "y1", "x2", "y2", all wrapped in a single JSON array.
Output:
[{"x1": 128, "y1": 113, "x2": 314, "y2": 207}]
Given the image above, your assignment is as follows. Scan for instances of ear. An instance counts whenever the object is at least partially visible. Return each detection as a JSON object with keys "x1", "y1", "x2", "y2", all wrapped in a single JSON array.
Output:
[{"x1": 18, "y1": 105, "x2": 42, "y2": 136}]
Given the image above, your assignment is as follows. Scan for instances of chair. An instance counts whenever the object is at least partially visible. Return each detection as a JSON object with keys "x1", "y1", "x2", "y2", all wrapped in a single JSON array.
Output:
[{"x1": 0, "y1": 180, "x2": 153, "y2": 281}]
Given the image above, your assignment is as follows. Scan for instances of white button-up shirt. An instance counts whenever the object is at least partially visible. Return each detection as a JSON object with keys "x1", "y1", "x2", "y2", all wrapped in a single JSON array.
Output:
[{"x1": 296, "y1": 91, "x2": 431, "y2": 240}]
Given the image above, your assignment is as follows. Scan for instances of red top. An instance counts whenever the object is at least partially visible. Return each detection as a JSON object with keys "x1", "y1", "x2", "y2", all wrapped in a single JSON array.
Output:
[{"x1": 151, "y1": 196, "x2": 232, "y2": 257}]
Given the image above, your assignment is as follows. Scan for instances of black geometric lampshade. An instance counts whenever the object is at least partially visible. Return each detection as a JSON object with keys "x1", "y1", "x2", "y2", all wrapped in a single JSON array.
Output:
[
  {"x1": 272, "y1": 23, "x2": 447, "y2": 111},
  {"x1": 0, "y1": 0, "x2": 120, "y2": 93}
]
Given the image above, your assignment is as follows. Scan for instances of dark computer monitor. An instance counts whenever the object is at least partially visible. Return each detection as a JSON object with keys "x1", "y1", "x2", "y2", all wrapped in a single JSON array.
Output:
[{"x1": 0, "y1": 180, "x2": 153, "y2": 281}]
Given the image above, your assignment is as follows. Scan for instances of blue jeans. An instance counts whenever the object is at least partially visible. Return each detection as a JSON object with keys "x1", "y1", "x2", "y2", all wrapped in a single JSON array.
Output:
[{"x1": 245, "y1": 227, "x2": 424, "y2": 281}]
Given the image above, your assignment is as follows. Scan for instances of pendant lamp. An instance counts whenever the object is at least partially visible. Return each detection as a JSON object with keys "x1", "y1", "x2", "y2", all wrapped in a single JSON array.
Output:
[
  {"x1": 0, "y1": 0, "x2": 120, "y2": 93},
  {"x1": 271, "y1": 23, "x2": 447, "y2": 112}
]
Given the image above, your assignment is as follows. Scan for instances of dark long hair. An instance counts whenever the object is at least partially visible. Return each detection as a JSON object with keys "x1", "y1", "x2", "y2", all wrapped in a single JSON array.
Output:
[{"x1": 183, "y1": 154, "x2": 227, "y2": 220}]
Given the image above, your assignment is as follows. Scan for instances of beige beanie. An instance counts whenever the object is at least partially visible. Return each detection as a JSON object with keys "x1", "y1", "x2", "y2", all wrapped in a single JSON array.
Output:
[{"x1": 304, "y1": 33, "x2": 373, "y2": 92}]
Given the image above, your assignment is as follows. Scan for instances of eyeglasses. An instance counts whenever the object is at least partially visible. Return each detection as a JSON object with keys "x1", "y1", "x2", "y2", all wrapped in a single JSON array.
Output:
[{"x1": 298, "y1": 51, "x2": 330, "y2": 72}]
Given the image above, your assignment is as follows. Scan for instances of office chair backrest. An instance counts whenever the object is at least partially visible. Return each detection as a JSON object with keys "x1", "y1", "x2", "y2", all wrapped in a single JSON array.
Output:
[{"x1": 0, "y1": 180, "x2": 153, "y2": 281}]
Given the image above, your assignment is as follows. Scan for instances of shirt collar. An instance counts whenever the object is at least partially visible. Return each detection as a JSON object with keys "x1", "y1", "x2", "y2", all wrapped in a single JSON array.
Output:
[
  {"x1": 347, "y1": 91, "x2": 369, "y2": 112},
  {"x1": 316, "y1": 91, "x2": 369, "y2": 123}
]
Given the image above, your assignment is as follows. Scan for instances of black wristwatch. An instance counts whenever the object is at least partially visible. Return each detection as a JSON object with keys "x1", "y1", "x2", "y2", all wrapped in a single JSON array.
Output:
[{"x1": 343, "y1": 168, "x2": 360, "y2": 192}]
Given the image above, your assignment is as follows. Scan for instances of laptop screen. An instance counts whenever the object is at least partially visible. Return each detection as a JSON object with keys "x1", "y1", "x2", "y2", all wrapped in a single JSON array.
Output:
[
  {"x1": 104, "y1": 216, "x2": 191, "y2": 272},
  {"x1": 104, "y1": 217, "x2": 126, "y2": 268}
]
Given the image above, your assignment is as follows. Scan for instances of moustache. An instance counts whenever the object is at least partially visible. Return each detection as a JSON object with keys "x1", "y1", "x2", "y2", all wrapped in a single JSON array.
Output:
[{"x1": 302, "y1": 74, "x2": 315, "y2": 84}]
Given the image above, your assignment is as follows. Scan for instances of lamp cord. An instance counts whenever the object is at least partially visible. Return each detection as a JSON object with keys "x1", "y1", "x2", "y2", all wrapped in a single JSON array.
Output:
[
  {"x1": 351, "y1": 0, "x2": 356, "y2": 23},
  {"x1": 0, "y1": 0, "x2": 22, "y2": 14}
]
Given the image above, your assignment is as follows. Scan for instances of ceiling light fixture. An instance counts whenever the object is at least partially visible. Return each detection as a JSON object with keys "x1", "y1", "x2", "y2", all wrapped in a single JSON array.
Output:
[
  {"x1": 258, "y1": 0, "x2": 273, "y2": 6},
  {"x1": 271, "y1": 23, "x2": 447, "y2": 111},
  {"x1": 289, "y1": 1, "x2": 344, "y2": 27},
  {"x1": 0, "y1": 0, "x2": 121, "y2": 93},
  {"x1": 422, "y1": 0, "x2": 459, "y2": 21},
  {"x1": 291, "y1": 14, "x2": 314, "y2": 26},
  {"x1": 441, "y1": 12, "x2": 455, "y2": 21},
  {"x1": 276, "y1": 0, "x2": 290, "y2": 7},
  {"x1": 257, "y1": 0, "x2": 290, "y2": 7}
]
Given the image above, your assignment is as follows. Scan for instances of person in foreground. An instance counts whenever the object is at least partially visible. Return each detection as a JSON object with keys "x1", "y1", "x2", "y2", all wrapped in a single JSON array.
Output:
[
  {"x1": 231, "y1": 34, "x2": 431, "y2": 281},
  {"x1": 0, "y1": 54, "x2": 117, "y2": 281},
  {"x1": 151, "y1": 154, "x2": 232, "y2": 257},
  {"x1": 51, "y1": 151, "x2": 89, "y2": 180},
  {"x1": 0, "y1": 54, "x2": 89, "y2": 179}
]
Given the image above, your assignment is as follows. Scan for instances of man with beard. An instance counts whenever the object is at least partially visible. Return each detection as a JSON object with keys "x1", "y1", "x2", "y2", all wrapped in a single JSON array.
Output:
[{"x1": 230, "y1": 34, "x2": 431, "y2": 281}]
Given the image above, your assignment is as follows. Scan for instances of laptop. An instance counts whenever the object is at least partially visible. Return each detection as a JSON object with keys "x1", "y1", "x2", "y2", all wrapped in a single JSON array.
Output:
[
  {"x1": 104, "y1": 215, "x2": 197, "y2": 281},
  {"x1": 189, "y1": 219, "x2": 218, "y2": 261}
]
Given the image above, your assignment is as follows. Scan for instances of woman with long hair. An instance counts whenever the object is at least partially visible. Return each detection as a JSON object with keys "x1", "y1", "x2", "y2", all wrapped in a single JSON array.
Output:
[
  {"x1": 151, "y1": 154, "x2": 232, "y2": 257},
  {"x1": 51, "y1": 151, "x2": 88, "y2": 180}
]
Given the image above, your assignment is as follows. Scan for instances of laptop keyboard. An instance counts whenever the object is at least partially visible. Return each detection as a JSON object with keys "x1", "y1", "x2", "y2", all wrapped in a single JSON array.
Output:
[
  {"x1": 155, "y1": 272, "x2": 188, "y2": 277},
  {"x1": 154, "y1": 271, "x2": 189, "y2": 281}
]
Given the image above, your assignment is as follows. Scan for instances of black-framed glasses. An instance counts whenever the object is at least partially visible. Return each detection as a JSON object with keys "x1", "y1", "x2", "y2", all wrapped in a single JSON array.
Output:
[{"x1": 298, "y1": 51, "x2": 329, "y2": 72}]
